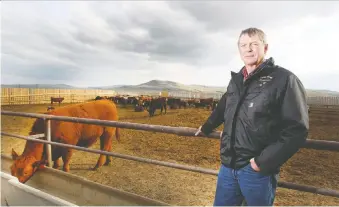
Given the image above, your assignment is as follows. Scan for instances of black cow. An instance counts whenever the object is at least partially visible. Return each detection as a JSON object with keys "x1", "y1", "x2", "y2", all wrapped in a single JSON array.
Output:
[
  {"x1": 95, "y1": 96, "x2": 103, "y2": 100},
  {"x1": 167, "y1": 98, "x2": 181, "y2": 109},
  {"x1": 167, "y1": 98, "x2": 189, "y2": 109},
  {"x1": 127, "y1": 96, "x2": 138, "y2": 105},
  {"x1": 112, "y1": 96, "x2": 128, "y2": 107},
  {"x1": 47, "y1": 106, "x2": 55, "y2": 111},
  {"x1": 142, "y1": 100, "x2": 151, "y2": 109},
  {"x1": 147, "y1": 97, "x2": 167, "y2": 117},
  {"x1": 194, "y1": 98, "x2": 214, "y2": 108}
]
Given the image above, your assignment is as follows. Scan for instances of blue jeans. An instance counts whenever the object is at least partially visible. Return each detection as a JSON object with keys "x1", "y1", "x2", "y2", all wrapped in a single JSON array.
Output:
[{"x1": 213, "y1": 163, "x2": 278, "y2": 206}]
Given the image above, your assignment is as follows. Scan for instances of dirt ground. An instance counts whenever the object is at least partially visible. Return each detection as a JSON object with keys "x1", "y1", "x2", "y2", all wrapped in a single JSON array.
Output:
[{"x1": 1, "y1": 103, "x2": 339, "y2": 206}]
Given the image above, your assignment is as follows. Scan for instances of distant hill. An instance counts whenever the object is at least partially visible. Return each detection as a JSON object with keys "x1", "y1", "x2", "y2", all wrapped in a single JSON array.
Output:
[
  {"x1": 2, "y1": 80, "x2": 339, "y2": 97},
  {"x1": 87, "y1": 80, "x2": 227, "y2": 97}
]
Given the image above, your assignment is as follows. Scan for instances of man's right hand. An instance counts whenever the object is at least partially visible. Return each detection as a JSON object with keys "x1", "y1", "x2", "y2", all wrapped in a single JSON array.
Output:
[
  {"x1": 195, "y1": 126, "x2": 223, "y2": 137},
  {"x1": 195, "y1": 125, "x2": 204, "y2": 136}
]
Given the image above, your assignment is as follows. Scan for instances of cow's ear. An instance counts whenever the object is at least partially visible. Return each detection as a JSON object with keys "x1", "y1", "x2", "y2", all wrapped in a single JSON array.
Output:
[
  {"x1": 32, "y1": 160, "x2": 47, "y2": 170},
  {"x1": 11, "y1": 149, "x2": 19, "y2": 160}
]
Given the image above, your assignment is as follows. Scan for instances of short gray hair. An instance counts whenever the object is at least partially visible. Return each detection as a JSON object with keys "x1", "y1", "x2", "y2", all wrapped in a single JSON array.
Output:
[{"x1": 238, "y1": 27, "x2": 267, "y2": 44}]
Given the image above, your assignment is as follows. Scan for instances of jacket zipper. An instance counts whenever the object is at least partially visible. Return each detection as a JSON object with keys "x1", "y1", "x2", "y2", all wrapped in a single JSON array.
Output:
[
  {"x1": 229, "y1": 77, "x2": 252, "y2": 168},
  {"x1": 228, "y1": 64, "x2": 269, "y2": 168}
]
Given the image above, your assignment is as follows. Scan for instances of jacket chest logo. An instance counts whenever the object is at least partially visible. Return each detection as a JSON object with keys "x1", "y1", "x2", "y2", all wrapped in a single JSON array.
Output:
[{"x1": 258, "y1": 76, "x2": 273, "y2": 86}]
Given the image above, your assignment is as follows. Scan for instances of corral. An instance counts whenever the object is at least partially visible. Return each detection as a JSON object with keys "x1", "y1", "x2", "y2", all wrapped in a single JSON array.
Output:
[{"x1": 1, "y1": 101, "x2": 339, "y2": 206}]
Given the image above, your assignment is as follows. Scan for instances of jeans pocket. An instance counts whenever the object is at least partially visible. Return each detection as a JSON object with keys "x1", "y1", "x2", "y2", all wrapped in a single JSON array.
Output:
[
  {"x1": 241, "y1": 163, "x2": 269, "y2": 183},
  {"x1": 247, "y1": 162, "x2": 257, "y2": 172},
  {"x1": 249, "y1": 163, "x2": 261, "y2": 172},
  {"x1": 244, "y1": 162, "x2": 262, "y2": 175}
]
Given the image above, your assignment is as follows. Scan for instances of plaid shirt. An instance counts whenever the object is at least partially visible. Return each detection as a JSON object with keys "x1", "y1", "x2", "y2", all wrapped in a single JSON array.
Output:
[
  {"x1": 242, "y1": 67, "x2": 249, "y2": 81},
  {"x1": 242, "y1": 59, "x2": 267, "y2": 81}
]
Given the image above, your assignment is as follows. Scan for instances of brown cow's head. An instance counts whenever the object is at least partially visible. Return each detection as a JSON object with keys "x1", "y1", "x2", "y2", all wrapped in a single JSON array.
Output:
[{"x1": 10, "y1": 149, "x2": 46, "y2": 183}]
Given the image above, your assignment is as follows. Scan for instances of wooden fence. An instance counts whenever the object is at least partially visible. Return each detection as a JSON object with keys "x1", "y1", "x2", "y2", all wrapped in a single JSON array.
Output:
[
  {"x1": 1, "y1": 88, "x2": 117, "y2": 105},
  {"x1": 307, "y1": 96, "x2": 339, "y2": 106},
  {"x1": 1, "y1": 87, "x2": 339, "y2": 106}
]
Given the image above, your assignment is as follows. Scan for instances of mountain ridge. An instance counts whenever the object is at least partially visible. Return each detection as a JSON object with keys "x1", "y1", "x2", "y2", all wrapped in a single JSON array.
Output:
[{"x1": 2, "y1": 80, "x2": 339, "y2": 97}]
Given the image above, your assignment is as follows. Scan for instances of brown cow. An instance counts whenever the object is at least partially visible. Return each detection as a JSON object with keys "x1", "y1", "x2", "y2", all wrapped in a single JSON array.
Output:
[
  {"x1": 51, "y1": 97, "x2": 64, "y2": 105},
  {"x1": 10, "y1": 99, "x2": 121, "y2": 183}
]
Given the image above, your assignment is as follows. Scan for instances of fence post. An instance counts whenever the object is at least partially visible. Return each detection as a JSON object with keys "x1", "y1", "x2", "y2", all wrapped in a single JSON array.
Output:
[{"x1": 44, "y1": 119, "x2": 53, "y2": 167}]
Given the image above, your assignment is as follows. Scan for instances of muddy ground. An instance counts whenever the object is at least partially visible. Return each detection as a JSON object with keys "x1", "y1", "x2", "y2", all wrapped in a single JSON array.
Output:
[{"x1": 1, "y1": 103, "x2": 339, "y2": 206}]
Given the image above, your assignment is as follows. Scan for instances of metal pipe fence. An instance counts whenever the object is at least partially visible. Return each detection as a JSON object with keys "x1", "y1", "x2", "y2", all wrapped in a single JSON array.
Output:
[
  {"x1": 45, "y1": 120, "x2": 52, "y2": 167},
  {"x1": 2, "y1": 111, "x2": 339, "y2": 151},
  {"x1": 1, "y1": 110, "x2": 339, "y2": 199},
  {"x1": 2, "y1": 131, "x2": 339, "y2": 199}
]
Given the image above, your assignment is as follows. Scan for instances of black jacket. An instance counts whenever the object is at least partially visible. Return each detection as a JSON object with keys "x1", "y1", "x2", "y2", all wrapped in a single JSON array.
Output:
[{"x1": 201, "y1": 57, "x2": 309, "y2": 175}]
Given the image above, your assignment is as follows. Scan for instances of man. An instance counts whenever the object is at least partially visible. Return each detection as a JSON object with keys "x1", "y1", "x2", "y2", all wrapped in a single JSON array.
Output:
[{"x1": 195, "y1": 28, "x2": 309, "y2": 206}]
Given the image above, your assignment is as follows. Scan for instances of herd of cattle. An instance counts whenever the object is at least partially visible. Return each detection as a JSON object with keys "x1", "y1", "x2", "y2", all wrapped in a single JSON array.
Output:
[
  {"x1": 7, "y1": 88, "x2": 321, "y2": 184},
  {"x1": 9, "y1": 95, "x2": 220, "y2": 183},
  {"x1": 95, "y1": 95, "x2": 219, "y2": 117}
]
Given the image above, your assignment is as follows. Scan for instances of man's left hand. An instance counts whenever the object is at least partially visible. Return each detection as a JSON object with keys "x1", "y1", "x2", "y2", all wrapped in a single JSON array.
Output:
[{"x1": 250, "y1": 158, "x2": 260, "y2": 172}]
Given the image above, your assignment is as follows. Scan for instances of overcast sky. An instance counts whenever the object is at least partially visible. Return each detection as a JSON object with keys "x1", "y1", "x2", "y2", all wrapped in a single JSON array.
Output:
[{"x1": 2, "y1": 1, "x2": 339, "y2": 91}]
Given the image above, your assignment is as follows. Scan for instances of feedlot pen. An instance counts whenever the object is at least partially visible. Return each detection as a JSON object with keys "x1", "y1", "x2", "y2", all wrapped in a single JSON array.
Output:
[{"x1": 1, "y1": 104, "x2": 339, "y2": 206}]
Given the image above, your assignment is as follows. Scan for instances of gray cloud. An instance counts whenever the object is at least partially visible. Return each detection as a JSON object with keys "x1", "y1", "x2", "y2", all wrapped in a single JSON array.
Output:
[
  {"x1": 2, "y1": 52, "x2": 81, "y2": 83},
  {"x1": 72, "y1": 2, "x2": 210, "y2": 65},
  {"x1": 19, "y1": 65, "x2": 80, "y2": 81},
  {"x1": 1, "y1": 1, "x2": 339, "y2": 90},
  {"x1": 169, "y1": 1, "x2": 339, "y2": 32}
]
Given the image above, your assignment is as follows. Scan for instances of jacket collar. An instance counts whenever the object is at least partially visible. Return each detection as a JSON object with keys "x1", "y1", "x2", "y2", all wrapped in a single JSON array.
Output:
[{"x1": 231, "y1": 57, "x2": 275, "y2": 79}]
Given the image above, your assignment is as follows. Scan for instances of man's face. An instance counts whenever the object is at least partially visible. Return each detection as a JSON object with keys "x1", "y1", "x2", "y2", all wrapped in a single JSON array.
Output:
[{"x1": 238, "y1": 33, "x2": 268, "y2": 66}]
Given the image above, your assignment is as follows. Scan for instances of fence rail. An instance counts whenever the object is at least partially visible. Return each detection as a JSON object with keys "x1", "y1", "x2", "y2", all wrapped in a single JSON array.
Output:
[
  {"x1": 2, "y1": 111, "x2": 339, "y2": 151},
  {"x1": 2, "y1": 131, "x2": 339, "y2": 198},
  {"x1": 1, "y1": 110, "x2": 339, "y2": 199}
]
